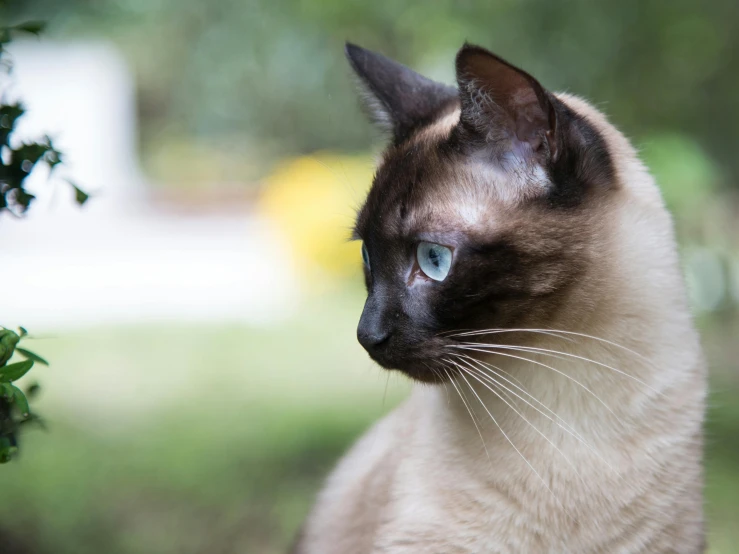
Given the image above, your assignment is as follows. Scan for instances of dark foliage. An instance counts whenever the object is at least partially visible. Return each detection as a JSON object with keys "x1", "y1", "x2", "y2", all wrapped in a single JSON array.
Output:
[{"x1": 0, "y1": 18, "x2": 85, "y2": 464}]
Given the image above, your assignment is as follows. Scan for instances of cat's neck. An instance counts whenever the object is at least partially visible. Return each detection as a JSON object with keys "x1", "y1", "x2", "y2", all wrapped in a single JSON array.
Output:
[{"x1": 416, "y1": 283, "x2": 702, "y2": 467}]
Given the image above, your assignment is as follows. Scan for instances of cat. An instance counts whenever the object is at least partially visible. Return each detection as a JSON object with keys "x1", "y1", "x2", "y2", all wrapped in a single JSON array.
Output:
[{"x1": 292, "y1": 42, "x2": 707, "y2": 554}]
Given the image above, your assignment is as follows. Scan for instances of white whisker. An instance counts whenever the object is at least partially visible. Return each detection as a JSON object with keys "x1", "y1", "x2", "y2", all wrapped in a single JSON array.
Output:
[
  {"x1": 382, "y1": 373, "x2": 391, "y2": 407},
  {"x1": 454, "y1": 355, "x2": 618, "y2": 475},
  {"x1": 456, "y1": 342, "x2": 662, "y2": 396},
  {"x1": 456, "y1": 369, "x2": 577, "y2": 523},
  {"x1": 442, "y1": 359, "x2": 491, "y2": 462},
  {"x1": 449, "y1": 328, "x2": 575, "y2": 343},
  {"x1": 452, "y1": 359, "x2": 590, "y2": 489},
  {"x1": 450, "y1": 345, "x2": 627, "y2": 429},
  {"x1": 454, "y1": 353, "x2": 600, "y2": 453},
  {"x1": 448, "y1": 327, "x2": 653, "y2": 367}
]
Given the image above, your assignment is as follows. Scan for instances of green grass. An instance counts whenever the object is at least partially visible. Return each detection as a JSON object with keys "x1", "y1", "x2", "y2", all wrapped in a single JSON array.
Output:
[{"x1": 0, "y1": 291, "x2": 736, "y2": 553}]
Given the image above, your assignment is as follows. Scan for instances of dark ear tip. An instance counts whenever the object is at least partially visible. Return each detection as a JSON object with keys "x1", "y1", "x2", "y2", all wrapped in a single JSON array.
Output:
[
  {"x1": 459, "y1": 41, "x2": 479, "y2": 51},
  {"x1": 456, "y1": 42, "x2": 492, "y2": 65},
  {"x1": 345, "y1": 42, "x2": 373, "y2": 76},
  {"x1": 344, "y1": 42, "x2": 364, "y2": 63},
  {"x1": 457, "y1": 42, "x2": 487, "y2": 54}
]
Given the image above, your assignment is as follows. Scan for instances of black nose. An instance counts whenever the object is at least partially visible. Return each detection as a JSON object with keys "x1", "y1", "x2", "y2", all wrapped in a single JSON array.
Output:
[
  {"x1": 357, "y1": 296, "x2": 395, "y2": 355},
  {"x1": 357, "y1": 326, "x2": 392, "y2": 352}
]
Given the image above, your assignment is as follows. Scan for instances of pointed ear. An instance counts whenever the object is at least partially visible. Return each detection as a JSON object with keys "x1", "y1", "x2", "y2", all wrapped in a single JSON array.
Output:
[
  {"x1": 455, "y1": 44, "x2": 558, "y2": 160},
  {"x1": 345, "y1": 43, "x2": 458, "y2": 143}
]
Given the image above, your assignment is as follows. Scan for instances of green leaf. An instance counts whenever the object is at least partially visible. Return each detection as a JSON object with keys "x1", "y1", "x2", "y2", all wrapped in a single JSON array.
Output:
[
  {"x1": 0, "y1": 104, "x2": 24, "y2": 147},
  {"x1": 11, "y1": 385, "x2": 30, "y2": 417},
  {"x1": 0, "y1": 329, "x2": 20, "y2": 366},
  {"x1": 71, "y1": 183, "x2": 90, "y2": 205},
  {"x1": 0, "y1": 437, "x2": 16, "y2": 464},
  {"x1": 0, "y1": 359, "x2": 34, "y2": 382},
  {"x1": 12, "y1": 21, "x2": 46, "y2": 36},
  {"x1": 15, "y1": 348, "x2": 48, "y2": 366},
  {"x1": 1, "y1": 383, "x2": 14, "y2": 399}
]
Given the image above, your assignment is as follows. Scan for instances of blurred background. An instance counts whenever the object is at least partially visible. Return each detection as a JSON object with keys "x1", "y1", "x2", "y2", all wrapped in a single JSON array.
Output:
[{"x1": 0, "y1": 0, "x2": 737, "y2": 552}]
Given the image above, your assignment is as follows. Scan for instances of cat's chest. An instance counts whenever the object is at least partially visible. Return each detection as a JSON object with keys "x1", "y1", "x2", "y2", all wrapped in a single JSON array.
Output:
[
  {"x1": 366, "y1": 441, "x2": 635, "y2": 554},
  {"x1": 370, "y1": 469, "x2": 567, "y2": 554}
]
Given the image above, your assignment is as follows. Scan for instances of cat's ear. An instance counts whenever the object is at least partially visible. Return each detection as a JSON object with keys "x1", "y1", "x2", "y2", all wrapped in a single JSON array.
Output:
[
  {"x1": 345, "y1": 43, "x2": 458, "y2": 143},
  {"x1": 455, "y1": 44, "x2": 558, "y2": 161}
]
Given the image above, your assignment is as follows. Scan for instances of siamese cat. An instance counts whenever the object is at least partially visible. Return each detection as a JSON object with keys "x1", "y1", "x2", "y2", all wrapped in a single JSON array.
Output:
[{"x1": 292, "y1": 43, "x2": 707, "y2": 554}]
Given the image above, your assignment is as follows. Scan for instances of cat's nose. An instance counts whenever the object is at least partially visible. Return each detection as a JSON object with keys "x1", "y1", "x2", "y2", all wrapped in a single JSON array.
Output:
[
  {"x1": 357, "y1": 326, "x2": 392, "y2": 352},
  {"x1": 357, "y1": 297, "x2": 395, "y2": 354}
]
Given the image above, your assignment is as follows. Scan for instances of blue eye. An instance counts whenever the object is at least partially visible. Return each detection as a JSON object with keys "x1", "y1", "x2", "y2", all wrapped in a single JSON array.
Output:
[
  {"x1": 361, "y1": 243, "x2": 370, "y2": 269},
  {"x1": 417, "y1": 242, "x2": 452, "y2": 281}
]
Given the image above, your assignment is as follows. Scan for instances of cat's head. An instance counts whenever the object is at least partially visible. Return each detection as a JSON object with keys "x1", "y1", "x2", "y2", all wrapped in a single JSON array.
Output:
[{"x1": 346, "y1": 43, "x2": 627, "y2": 383}]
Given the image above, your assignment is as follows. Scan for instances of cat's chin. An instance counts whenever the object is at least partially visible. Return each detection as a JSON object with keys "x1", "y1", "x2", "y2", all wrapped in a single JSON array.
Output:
[
  {"x1": 395, "y1": 367, "x2": 451, "y2": 384},
  {"x1": 374, "y1": 358, "x2": 453, "y2": 384}
]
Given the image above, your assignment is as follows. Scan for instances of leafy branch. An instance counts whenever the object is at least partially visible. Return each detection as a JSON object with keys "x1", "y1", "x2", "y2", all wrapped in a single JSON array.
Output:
[
  {"x1": 0, "y1": 19, "x2": 89, "y2": 215},
  {"x1": 0, "y1": 18, "x2": 88, "y2": 462},
  {"x1": 0, "y1": 327, "x2": 46, "y2": 463}
]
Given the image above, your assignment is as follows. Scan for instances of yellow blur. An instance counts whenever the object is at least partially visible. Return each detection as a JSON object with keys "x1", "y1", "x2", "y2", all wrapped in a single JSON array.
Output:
[{"x1": 259, "y1": 153, "x2": 375, "y2": 279}]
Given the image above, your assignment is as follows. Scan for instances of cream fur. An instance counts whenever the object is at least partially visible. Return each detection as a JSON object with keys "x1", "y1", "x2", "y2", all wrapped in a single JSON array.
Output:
[{"x1": 294, "y1": 95, "x2": 707, "y2": 554}]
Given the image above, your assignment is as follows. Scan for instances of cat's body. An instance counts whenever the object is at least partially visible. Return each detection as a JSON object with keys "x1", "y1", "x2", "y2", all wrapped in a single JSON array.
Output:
[{"x1": 293, "y1": 46, "x2": 706, "y2": 554}]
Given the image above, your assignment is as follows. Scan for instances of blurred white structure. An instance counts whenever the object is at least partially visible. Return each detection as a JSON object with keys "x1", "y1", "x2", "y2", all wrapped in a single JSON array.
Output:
[{"x1": 0, "y1": 41, "x2": 298, "y2": 330}]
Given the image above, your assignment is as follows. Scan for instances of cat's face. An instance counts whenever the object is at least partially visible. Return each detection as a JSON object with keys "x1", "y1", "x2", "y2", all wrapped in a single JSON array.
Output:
[{"x1": 347, "y1": 44, "x2": 616, "y2": 382}]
